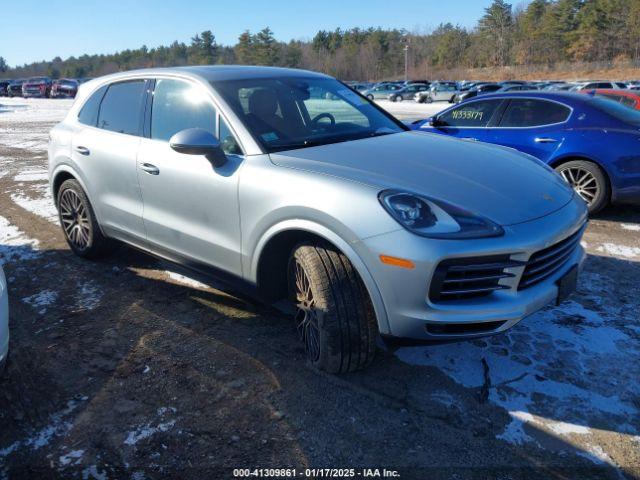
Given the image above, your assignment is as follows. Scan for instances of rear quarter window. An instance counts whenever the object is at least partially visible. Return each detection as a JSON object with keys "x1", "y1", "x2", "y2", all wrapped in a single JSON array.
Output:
[
  {"x1": 499, "y1": 99, "x2": 571, "y2": 127},
  {"x1": 77, "y1": 85, "x2": 108, "y2": 126}
]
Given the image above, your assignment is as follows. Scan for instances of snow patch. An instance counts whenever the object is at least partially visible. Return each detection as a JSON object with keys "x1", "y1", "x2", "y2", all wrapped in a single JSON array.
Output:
[
  {"x1": 0, "y1": 214, "x2": 40, "y2": 265},
  {"x1": 74, "y1": 281, "x2": 102, "y2": 311},
  {"x1": 14, "y1": 169, "x2": 48, "y2": 182},
  {"x1": 597, "y1": 243, "x2": 640, "y2": 259},
  {"x1": 59, "y1": 449, "x2": 84, "y2": 466},
  {"x1": 396, "y1": 271, "x2": 638, "y2": 463},
  {"x1": 11, "y1": 185, "x2": 58, "y2": 224},
  {"x1": 22, "y1": 289, "x2": 58, "y2": 314},
  {"x1": 0, "y1": 397, "x2": 86, "y2": 458},
  {"x1": 124, "y1": 406, "x2": 177, "y2": 446},
  {"x1": 620, "y1": 223, "x2": 640, "y2": 232},
  {"x1": 124, "y1": 421, "x2": 175, "y2": 446}
]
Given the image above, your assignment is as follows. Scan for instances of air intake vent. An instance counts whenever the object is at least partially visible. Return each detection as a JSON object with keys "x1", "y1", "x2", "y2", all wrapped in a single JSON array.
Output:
[
  {"x1": 430, "y1": 255, "x2": 523, "y2": 302},
  {"x1": 519, "y1": 226, "x2": 584, "y2": 290}
]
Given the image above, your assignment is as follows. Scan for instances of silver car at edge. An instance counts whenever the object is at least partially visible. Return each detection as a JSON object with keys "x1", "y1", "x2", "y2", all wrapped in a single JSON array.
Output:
[
  {"x1": 48, "y1": 66, "x2": 587, "y2": 373},
  {"x1": 0, "y1": 265, "x2": 8, "y2": 373}
]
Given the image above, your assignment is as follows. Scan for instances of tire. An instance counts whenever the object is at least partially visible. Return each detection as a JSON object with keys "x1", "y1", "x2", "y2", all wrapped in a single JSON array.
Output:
[
  {"x1": 288, "y1": 244, "x2": 378, "y2": 373},
  {"x1": 366, "y1": 94, "x2": 374, "y2": 101},
  {"x1": 394, "y1": 95, "x2": 403, "y2": 102},
  {"x1": 554, "y1": 160, "x2": 609, "y2": 214},
  {"x1": 426, "y1": 96, "x2": 433, "y2": 103},
  {"x1": 57, "y1": 179, "x2": 116, "y2": 259}
]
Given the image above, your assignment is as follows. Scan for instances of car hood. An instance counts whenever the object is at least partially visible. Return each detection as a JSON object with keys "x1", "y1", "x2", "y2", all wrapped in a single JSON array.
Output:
[{"x1": 269, "y1": 131, "x2": 574, "y2": 226}]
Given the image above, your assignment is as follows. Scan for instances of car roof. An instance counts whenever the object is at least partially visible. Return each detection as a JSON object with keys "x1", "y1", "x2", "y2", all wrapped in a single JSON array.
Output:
[{"x1": 85, "y1": 65, "x2": 331, "y2": 85}]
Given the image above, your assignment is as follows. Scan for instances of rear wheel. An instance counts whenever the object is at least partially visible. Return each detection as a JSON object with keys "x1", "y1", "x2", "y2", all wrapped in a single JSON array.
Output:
[
  {"x1": 366, "y1": 94, "x2": 374, "y2": 101},
  {"x1": 555, "y1": 160, "x2": 609, "y2": 214},
  {"x1": 57, "y1": 179, "x2": 116, "y2": 259},
  {"x1": 425, "y1": 96, "x2": 433, "y2": 103},
  {"x1": 288, "y1": 244, "x2": 377, "y2": 373}
]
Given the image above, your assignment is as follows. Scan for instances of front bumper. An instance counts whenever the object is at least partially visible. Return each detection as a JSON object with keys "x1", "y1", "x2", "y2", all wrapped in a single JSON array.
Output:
[{"x1": 358, "y1": 195, "x2": 588, "y2": 341}]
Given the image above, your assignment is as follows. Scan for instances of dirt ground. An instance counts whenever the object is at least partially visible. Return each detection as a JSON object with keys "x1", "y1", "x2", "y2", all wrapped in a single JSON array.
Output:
[{"x1": 0, "y1": 97, "x2": 638, "y2": 479}]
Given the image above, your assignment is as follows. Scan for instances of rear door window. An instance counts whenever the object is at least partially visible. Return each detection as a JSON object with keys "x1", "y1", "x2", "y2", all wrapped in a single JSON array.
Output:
[
  {"x1": 97, "y1": 80, "x2": 146, "y2": 135},
  {"x1": 438, "y1": 100, "x2": 503, "y2": 127},
  {"x1": 498, "y1": 99, "x2": 571, "y2": 127}
]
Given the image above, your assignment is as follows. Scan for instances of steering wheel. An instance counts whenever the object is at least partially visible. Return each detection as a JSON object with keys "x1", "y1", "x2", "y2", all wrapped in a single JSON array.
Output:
[{"x1": 310, "y1": 112, "x2": 336, "y2": 130}]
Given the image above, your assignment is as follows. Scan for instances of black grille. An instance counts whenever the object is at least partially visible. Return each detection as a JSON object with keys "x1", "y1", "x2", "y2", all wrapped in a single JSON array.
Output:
[
  {"x1": 518, "y1": 226, "x2": 584, "y2": 290},
  {"x1": 430, "y1": 255, "x2": 524, "y2": 302}
]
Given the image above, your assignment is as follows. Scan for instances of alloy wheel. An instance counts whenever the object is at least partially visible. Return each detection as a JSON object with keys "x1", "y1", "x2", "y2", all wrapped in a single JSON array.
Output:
[
  {"x1": 559, "y1": 167, "x2": 599, "y2": 205},
  {"x1": 59, "y1": 189, "x2": 91, "y2": 249},
  {"x1": 289, "y1": 258, "x2": 321, "y2": 362}
]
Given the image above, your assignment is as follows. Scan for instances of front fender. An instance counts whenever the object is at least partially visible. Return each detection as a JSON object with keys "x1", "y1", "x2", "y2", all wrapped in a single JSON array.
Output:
[{"x1": 248, "y1": 219, "x2": 391, "y2": 335}]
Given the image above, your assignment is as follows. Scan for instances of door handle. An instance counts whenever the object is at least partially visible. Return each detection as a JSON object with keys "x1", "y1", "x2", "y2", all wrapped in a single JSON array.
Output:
[
  {"x1": 140, "y1": 163, "x2": 160, "y2": 175},
  {"x1": 534, "y1": 137, "x2": 558, "y2": 143},
  {"x1": 75, "y1": 146, "x2": 90, "y2": 155}
]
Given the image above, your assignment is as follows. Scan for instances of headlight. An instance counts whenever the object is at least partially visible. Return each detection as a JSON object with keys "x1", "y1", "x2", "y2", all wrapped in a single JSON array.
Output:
[{"x1": 379, "y1": 190, "x2": 504, "y2": 239}]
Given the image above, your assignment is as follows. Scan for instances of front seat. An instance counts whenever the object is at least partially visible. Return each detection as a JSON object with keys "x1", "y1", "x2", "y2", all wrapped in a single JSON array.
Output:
[{"x1": 245, "y1": 89, "x2": 289, "y2": 139}]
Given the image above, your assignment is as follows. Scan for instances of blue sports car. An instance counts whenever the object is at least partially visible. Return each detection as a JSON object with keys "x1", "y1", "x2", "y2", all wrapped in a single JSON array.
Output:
[{"x1": 412, "y1": 92, "x2": 640, "y2": 213}]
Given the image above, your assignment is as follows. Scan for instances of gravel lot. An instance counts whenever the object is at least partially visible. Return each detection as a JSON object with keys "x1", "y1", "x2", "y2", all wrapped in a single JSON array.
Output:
[{"x1": 0, "y1": 97, "x2": 638, "y2": 479}]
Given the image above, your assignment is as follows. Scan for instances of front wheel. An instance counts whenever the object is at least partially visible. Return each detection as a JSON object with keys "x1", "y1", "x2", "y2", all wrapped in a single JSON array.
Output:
[
  {"x1": 288, "y1": 244, "x2": 378, "y2": 373},
  {"x1": 425, "y1": 96, "x2": 433, "y2": 103},
  {"x1": 555, "y1": 160, "x2": 609, "y2": 214},
  {"x1": 57, "y1": 179, "x2": 116, "y2": 258},
  {"x1": 366, "y1": 94, "x2": 374, "y2": 101}
]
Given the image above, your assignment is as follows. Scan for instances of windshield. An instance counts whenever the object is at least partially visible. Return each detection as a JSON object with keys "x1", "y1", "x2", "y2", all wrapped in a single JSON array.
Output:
[
  {"x1": 213, "y1": 76, "x2": 406, "y2": 153},
  {"x1": 590, "y1": 96, "x2": 640, "y2": 126}
]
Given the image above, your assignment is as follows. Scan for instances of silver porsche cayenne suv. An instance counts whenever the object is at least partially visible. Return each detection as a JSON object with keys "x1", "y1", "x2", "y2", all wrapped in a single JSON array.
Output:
[{"x1": 48, "y1": 66, "x2": 587, "y2": 373}]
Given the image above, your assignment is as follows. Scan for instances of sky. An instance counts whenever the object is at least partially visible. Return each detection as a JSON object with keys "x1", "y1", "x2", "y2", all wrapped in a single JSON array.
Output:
[{"x1": 1, "y1": 0, "x2": 498, "y2": 67}]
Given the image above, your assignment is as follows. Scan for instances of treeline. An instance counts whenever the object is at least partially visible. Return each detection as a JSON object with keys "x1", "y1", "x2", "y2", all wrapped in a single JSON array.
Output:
[{"x1": 1, "y1": 0, "x2": 640, "y2": 81}]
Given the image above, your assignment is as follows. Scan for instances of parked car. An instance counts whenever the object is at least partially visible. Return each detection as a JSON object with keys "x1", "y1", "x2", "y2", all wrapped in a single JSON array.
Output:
[
  {"x1": 544, "y1": 83, "x2": 574, "y2": 91},
  {"x1": 22, "y1": 77, "x2": 52, "y2": 97},
  {"x1": 361, "y1": 82, "x2": 402, "y2": 100},
  {"x1": 347, "y1": 82, "x2": 372, "y2": 93},
  {"x1": 496, "y1": 84, "x2": 539, "y2": 92},
  {"x1": 412, "y1": 91, "x2": 640, "y2": 213},
  {"x1": 0, "y1": 265, "x2": 8, "y2": 373},
  {"x1": 415, "y1": 84, "x2": 458, "y2": 103},
  {"x1": 580, "y1": 88, "x2": 640, "y2": 110},
  {"x1": 453, "y1": 83, "x2": 502, "y2": 103},
  {"x1": 0, "y1": 80, "x2": 10, "y2": 97},
  {"x1": 571, "y1": 81, "x2": 627, "y2": 91},
  {"x1": 499, "y1": 80, "x2": 528, "y2": 86},
  {"x1": 7, "y1": 79, "x2": 25, "y2": 97},
  {"x1": 51, "y1": 78, "x2": 79, "y2": 98},
  {"x1": 389, "y1": 83, "x2": 429, "y2": 102},
  {"x1": 49, "y1": 66, "x2": 586, "y2": 373}
]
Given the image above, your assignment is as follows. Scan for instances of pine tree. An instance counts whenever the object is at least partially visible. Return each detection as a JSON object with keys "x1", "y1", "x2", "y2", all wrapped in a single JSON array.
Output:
[
  {"x1": 253, "y1": 27, "x2": 279, "y2": 66},
  {"x1": 478, "y1": 0, "x2": 514, "y2": 66},
  {"x1": 235, "y1": 30, "x2": 254, "y2": 64}
]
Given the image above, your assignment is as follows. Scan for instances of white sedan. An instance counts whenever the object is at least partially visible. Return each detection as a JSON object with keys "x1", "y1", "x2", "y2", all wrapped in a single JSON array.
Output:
[{"x1": 0, "y1": 266, "x2": 8, "y2": 372}]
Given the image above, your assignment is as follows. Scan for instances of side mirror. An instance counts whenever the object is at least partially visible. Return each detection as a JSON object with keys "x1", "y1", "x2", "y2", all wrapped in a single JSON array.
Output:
[{"x1": 169, "y1": 128, "x2": 227, "y2": 168}]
